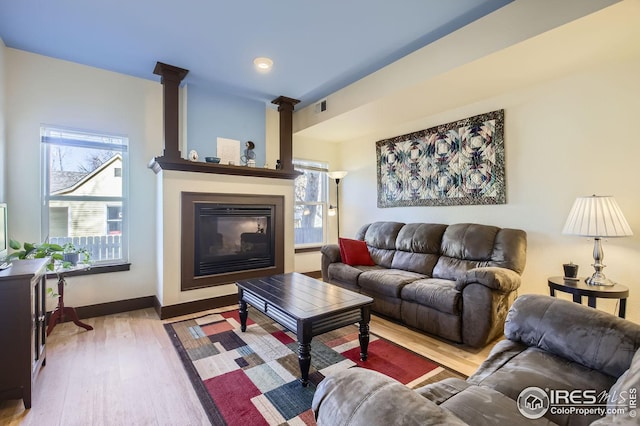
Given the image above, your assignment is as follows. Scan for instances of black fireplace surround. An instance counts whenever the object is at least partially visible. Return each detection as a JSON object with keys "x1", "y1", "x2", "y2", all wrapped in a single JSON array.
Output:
[{"x1": 181, "y1": 192, "x2": 285, "y2": 290}]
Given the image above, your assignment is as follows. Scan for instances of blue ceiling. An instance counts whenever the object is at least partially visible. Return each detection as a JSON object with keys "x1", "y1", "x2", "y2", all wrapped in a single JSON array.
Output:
[{"x1": 0, "y1": 0, "x2": 512, "y2": 108}]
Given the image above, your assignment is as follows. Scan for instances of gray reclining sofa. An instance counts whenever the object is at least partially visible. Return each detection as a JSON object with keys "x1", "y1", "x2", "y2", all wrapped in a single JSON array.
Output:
[
  {"x1": 313, "y1": 294, "x2": 640, "y2": 425},
  {"x1": 321, "y1": 222, "x2": 527, "y2": 347}
]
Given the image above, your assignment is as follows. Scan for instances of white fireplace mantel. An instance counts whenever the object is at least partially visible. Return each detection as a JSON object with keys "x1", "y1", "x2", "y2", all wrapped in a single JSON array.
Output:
[{"x1": 154, "y1": 169, "x2": 295, "y2": 314}]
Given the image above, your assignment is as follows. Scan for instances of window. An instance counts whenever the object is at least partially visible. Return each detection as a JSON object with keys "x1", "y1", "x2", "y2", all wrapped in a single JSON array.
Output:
[
  {"x1": 294, "y1": 159, "x2": 329, "y2": 247},
  {"x1": 41, "y1": 126, "x2": 128, "y2": 265},
  {"x1": 107, "y1": 205, "x2": 122, "y2": 235}
]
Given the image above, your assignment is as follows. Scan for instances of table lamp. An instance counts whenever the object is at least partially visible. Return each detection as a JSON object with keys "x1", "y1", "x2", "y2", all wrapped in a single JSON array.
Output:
[{"x1": 562, "y1": 195, "x2": 633, "y2": 286}]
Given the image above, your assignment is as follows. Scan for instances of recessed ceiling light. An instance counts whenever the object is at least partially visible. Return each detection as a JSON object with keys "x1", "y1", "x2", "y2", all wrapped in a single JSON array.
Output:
[{"x1": 253, "y1": 57, "x2": 273, "y2": 72}]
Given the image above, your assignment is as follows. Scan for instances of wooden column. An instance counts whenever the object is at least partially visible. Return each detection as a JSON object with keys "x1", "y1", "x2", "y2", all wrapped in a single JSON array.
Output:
[
  {"x1": 153, "y1": 62, "x2": 189, "y2": 160},
  {"x1": 271, "y1": 96, "x2": 300, "y2": 172}
]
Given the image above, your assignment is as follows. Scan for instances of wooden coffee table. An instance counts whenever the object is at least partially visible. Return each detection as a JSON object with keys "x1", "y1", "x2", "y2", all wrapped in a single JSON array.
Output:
[{"x1": 236, "y1": 272, "x2": 373, "y2": 386}]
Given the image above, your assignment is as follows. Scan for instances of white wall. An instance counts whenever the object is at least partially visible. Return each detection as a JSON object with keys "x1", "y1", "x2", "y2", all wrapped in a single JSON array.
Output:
[
  {"x1": 5, "y1": 49, "x2": 163, "y2": 310},
  {"x1": 337, "y1": 56, "x2": 640, "y2": 324},
  {"x1": 294, "y1": 0, "x2": 619, "y2": 140}
]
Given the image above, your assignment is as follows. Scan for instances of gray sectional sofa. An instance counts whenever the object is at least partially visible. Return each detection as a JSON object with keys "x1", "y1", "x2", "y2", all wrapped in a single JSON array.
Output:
[
  {"x1": 312, "y1": 294, "x2": 640, "y2": 426},
  {"x1": 321, "y1": 222, "x2": 527, "y2": 347}
]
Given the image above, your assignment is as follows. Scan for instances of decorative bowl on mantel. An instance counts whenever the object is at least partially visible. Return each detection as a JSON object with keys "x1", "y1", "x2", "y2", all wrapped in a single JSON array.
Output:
[{"x1": 205, "y1": 157, "x2": 221, "y2": 163}]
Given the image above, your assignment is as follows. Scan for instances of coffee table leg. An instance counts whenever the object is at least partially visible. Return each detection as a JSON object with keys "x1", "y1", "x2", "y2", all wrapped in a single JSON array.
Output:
[
  {"x1": 298, "y1": 341, "x2": 312, "y2": 387},
  {"x1": 359, "y1": 306, "x2": 371, "y2": 361},
  {"x1": 238, "y1": 290, "x2": 248, "y2": 332}
]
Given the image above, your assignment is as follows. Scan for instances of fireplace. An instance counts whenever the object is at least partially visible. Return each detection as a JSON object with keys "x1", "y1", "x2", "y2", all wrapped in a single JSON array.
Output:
[
  {"x1": 195, "y1": 204, "x2": 274, "y2": 276},
  {"x1": 181, "y1": 192, "x2": 284, "y2": 290}
]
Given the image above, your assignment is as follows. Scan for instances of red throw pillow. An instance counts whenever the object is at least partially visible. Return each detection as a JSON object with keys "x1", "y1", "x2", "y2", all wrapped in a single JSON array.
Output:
[{"x1": 338, "y1": 238, "x2": 375, "y2": 266}]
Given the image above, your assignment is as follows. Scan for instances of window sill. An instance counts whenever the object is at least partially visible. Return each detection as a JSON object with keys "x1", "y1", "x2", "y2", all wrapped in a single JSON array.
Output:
[
  {"x1": 45, "y1": 262, "x2": 131, "y2": 280},
  {"x1": 295, "y1": 246, "x2": 322, "y2": 254}
]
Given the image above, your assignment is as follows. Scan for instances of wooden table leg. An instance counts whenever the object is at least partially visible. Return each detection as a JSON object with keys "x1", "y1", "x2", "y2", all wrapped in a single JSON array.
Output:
[
  {"x1": 573, "y1": 294, "x2": 582, "y2": 304},
  {"x1": 62, "y1": 306, "x2": 93, "y2": 332},
  {"x1": 239, "y1": 290, "x2": 248, "y2": 332},
  {"x1": 297, "y1": 323, "x2": 312, "y2": 387},
  {"x1": 587, "y1": 296, "x2": 597, "y2": 309},
  {"x1": 46, "y1": 308, "x2": 61, "y2": 336},
  {"x1": 298, "y1": 341, "x2": 311, "y2": 387},
  {"x1": 46, "y1": 275, "x2": 93, "y2": 336},
  {"x1": 619, "y1": 298, "x2": 627, "y2": 319},
  {"x1": 359, "y1": 306, "x2": 371, "y2": 361}
]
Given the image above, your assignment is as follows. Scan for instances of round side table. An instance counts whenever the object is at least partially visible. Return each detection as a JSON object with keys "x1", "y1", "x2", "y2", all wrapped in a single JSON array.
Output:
[{"x1": 547, "y1": 276, "x2": 629, "y2": 318}]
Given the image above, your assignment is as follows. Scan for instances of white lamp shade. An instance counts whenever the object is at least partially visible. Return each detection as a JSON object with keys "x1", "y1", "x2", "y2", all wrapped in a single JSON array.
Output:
[
  {"x1": 328, "y1": 170, "x2": 348, "y2": 180},
  {"x1": 562, "y1": 195, "x2": 633, "y2": 237}
]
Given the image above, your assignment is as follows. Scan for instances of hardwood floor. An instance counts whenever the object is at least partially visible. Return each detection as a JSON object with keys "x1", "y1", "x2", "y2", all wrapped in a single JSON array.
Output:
[{"x1": 0, "y1": 307, "x2": 499, "y2": 425}]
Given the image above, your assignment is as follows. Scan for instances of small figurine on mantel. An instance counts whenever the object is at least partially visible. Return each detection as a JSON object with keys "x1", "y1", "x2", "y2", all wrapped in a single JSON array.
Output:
[{"x1": 241, "y1": 141, "x2": 256, "y2": 166}]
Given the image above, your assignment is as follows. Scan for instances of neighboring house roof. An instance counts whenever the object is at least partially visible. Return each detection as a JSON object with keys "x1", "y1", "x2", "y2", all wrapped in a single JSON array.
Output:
[
  {"x1": 51, "y1": 153, "x2": 122, "y2": 195},
  {"x1": 50, "y1": 171, "x2": 89, "y2": 193}
]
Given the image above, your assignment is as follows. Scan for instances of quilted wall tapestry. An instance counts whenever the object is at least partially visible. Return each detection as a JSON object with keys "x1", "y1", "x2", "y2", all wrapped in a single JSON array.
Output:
[{"x1": 376, "y1": 109, "x2": 505, "y2": 208}]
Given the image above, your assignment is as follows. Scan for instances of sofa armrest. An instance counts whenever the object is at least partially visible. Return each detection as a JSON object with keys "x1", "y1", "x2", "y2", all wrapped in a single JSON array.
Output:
[
  {"x1": 505, "y1": 294, "x2": 640, "y2": 378},
  {"x1": 321, "y1": 244, "x2": 342, "y2": 281},
  {"x1": 321, "y1": 244, "x2": 342, "y2": 263},
  {"x1": 455, "y1": 267, "x2": 521, "y2": 293},
  {"x1": 312, "y1": 368, "x2": 467, "y2": 426}
]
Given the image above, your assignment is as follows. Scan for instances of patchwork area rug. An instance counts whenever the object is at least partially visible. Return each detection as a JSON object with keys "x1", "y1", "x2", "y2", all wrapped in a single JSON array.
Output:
[{"x1": 165, "y1": 307, "x2": 465, "y2": 425}]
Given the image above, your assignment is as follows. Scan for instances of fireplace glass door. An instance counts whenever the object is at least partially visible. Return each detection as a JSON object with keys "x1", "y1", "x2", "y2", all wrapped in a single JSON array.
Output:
[{"x1": 194, "y1": 204, "x2": 275, "y2": 276}]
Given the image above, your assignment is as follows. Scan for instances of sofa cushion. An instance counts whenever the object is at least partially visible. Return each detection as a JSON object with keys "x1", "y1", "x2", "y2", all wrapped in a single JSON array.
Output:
[
  {"x1": 440, "y1": 223, "x2": 499, "y2": 261},
  {"x1": 391, "y1": 251, "x2": 440, "y2": 276},
  {"x1": 505, "y1": 295, "x2": 640, "y2": 378},
  {"x1": 358, "y1": 269, "x2": 426, "y2": 298},
  {"x1": 593, "y1": 347, "x2": 640, "y2": 424},
  {"x1": 471, "y1": 347, "x2": 616, "y2": 426},
  {"x1": 395, "y1": 223, "x2": 447, "y2": 254},
  {"x1": 440, "y1": 384, "x2": 557, "y2": 426},
  {"x1": 434, "y1": 223, "x2": 525, "y2": 281},
  {"x1": 362, "y1": 221, "x2": 404, "y2": 250},
  {"x1": 361, "y1": 222, "x2": 404, "y2": 268},
  {"x1": 391, "y1": 223, "x2": 447, "y2": 276},
  {"x1": 417, "y1": 378, "x2": 556, "y2": 426},
  {"x1": 338, "y1": 237, "x2": 375, "y2": 266},
  {"x1": 312, "y1": 368, "x2": 468, "y2": 426},
  {"x1": 327, "y1": 263, "x2": 378, "y2": 287},
  {"x1": 400, "y1": 278, "x2": 461, "y2": 315},
  {"x1": 433, "y1": 256, "x2": 483, "y2": 281}
]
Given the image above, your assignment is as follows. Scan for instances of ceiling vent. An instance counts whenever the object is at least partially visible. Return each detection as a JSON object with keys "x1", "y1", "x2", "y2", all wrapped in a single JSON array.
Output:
[{"x1": 314, "y1": 99, "x2": 327, "y2": 113}]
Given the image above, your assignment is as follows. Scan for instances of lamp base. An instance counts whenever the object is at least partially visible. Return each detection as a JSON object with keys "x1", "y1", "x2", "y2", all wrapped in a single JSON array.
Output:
[{"x1": 585, "y1": 273, "x2": 615, "y2": 287}]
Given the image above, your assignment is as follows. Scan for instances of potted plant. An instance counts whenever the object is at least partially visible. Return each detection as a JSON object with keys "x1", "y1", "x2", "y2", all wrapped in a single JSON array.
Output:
[
  {"x1": 8, "y1": 239, "x2": 91, "y2": 270},
  {"x1": 62, "y1": 242, "x2": 90, "y2": 266}
]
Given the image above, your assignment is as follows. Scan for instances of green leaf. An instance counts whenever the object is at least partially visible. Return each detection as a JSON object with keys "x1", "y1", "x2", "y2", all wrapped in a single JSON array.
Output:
[
  {"x1": 8, "y1": 250, "x2": 27, "y2": 260},
  {"x1": 48, "y1": 244, "x2": 64, "y2": 252},
  {"x1": 24, "y1": 242, "x2": 35, "y2": 252},
  {"x1": 9, "y1": 239, "x2": 22, "y2": 250}
]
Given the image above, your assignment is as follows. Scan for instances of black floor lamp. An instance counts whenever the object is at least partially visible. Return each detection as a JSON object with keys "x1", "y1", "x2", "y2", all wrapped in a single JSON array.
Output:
[{"x1": 328, "y1": 171, "x2": 348, "y2": 237}]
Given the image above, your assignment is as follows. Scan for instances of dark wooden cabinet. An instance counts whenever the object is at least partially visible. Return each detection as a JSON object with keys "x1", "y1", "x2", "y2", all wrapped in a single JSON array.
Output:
[{"x1": 0, "y1": 258, "x2": 48, "y2": 408}]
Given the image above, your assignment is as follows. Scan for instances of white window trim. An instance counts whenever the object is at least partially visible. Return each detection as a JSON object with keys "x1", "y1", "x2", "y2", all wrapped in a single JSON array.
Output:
[
  {"x1": 41, "y1": 126, "x2": 129, "y2": 265},
  {"x1": 294, "y1": 159, "x2": 329, "y2": 248}
]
